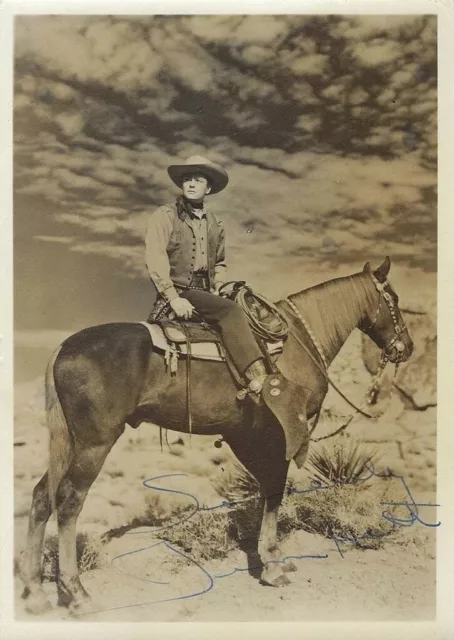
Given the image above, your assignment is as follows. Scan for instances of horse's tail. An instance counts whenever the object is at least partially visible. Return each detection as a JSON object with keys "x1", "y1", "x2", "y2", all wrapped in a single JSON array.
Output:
[{"x1": 46, "y1": 345, "x2": 73, "y2": 511}]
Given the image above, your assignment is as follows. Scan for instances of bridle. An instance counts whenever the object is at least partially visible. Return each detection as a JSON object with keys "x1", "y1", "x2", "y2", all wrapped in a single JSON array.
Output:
[
  {"x1": 284, "y1": 270, "x2": 410, "y2": 431},
  {"x1": 360, "y1": 273, "x2": 408, "y2": 363},
  {"x1": 358, "y1": 272, "x2": 410, "y2": 407}
]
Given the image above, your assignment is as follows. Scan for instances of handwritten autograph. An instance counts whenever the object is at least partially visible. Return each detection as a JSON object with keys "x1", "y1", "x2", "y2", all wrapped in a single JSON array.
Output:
[{"x1": 79, "y1": 462, "x2": 439, "y2": 616}]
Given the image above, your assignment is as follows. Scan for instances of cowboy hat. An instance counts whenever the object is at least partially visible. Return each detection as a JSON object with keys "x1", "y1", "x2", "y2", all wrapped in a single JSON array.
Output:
[{"x1": 167, "y1": 155, "x2": 229, "y2": 195}]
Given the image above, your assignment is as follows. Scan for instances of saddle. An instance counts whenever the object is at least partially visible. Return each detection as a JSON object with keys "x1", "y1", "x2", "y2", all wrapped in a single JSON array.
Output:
[
  {"x1": 141, "y1": 283, "x2": 311, "y2": 469},
  {"x1": 140, "y1": 319, "x2": 285, "y2": 366},
  {"x1": 143, "y1": 281, "x2": 287, "y2": 369}
]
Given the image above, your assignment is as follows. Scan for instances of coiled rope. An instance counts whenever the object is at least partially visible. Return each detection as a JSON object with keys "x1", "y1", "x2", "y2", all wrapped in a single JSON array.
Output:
[{"x1": 219, "y1": 281, "x2": 289, "y2": 342}]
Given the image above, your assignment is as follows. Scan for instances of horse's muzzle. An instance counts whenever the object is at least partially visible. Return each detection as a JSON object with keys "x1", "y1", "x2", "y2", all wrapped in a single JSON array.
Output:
[{"x1": 386, "y1": 335, "x2": 414, "y2": 363}]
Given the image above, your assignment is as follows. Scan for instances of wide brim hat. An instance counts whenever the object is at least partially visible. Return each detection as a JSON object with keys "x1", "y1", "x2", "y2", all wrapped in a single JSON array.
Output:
[{"x1": 167, "y1": 155, "x2": 229, "y2": 195}]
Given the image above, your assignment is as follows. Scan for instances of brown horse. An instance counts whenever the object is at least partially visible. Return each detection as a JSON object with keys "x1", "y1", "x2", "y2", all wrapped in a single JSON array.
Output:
[{"x1": 20, "y1": 257, "x2": 413, "y2": 615}]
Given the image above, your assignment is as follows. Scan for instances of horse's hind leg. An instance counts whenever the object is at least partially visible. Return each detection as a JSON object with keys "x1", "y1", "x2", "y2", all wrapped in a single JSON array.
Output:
[
  {"x1": 21, "y1": 472, "x2": 53, "y2": 614},
  {"x1": 55, "y1": 428, "x2": 123, "y2": 614}
]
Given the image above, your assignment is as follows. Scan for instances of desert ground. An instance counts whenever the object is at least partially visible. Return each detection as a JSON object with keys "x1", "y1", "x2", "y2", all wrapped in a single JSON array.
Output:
[{"x1": 13, "y1": 270, "x2": 437, "y2": 622}]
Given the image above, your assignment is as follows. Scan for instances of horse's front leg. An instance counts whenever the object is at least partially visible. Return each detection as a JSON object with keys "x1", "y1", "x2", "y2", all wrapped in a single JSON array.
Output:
[
  {"x1": 227, "y1": 417, "x2": 292, "y2": 587},
  {"x1": 258, "y1": 487, "x2": 292, "y2": 587}
]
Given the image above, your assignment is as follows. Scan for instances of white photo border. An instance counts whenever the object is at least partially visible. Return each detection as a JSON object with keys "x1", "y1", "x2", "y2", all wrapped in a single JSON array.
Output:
[{"x1": 1, "y1": 1, "x2": 453, "y2": 638}]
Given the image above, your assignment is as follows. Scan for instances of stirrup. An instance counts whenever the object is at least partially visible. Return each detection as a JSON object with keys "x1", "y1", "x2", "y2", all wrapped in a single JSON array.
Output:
[
  {"x1": 248, "y1": 374, "x2": 268, "y2": 394},
  {"x1": 236, "y1": 374, "x2": 268, "y2": 404}
]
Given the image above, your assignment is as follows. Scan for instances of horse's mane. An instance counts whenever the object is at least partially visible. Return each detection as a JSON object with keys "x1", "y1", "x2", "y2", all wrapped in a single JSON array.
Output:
[{"x1": 288, "y1": 272, "x2": 377, "y2": 358}]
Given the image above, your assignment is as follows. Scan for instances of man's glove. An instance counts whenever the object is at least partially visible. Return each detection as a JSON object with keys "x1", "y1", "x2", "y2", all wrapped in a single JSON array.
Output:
[{"x1": 169, "y1": 297, "x2": 194, "y2": 320}]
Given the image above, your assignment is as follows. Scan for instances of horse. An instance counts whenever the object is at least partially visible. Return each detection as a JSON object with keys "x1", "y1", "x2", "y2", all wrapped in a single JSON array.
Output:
[{"x1": 20, "y1": 256, "x2": 413, "y2": 615}]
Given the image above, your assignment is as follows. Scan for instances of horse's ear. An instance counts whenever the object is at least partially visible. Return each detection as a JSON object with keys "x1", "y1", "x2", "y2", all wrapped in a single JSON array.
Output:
[
  {"x1": 363, "y1": 261, "x2": 371, "y2": 273},
  {"x1": 373, "y1": 256, "x2": 391, "y2": 282}
]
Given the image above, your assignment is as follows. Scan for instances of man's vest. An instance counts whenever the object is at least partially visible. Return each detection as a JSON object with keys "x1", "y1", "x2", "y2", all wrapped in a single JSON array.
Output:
[
  {"x1": 166, "y1": 202, "x2": 224, "y2": 289},
  {"x1": 145, "y1": 201, "x2": 226, "y2": 302}
]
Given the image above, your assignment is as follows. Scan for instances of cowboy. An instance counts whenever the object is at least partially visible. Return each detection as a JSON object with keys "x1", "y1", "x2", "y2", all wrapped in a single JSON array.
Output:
[{"x1": 145, "y1": 155, "x2": 268, "y2": 398}]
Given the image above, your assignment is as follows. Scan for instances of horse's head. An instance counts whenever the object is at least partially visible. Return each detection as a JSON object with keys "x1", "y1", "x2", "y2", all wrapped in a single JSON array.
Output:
[{"x1": 359, "y1": 257, "x2": 414, "y2": 363}]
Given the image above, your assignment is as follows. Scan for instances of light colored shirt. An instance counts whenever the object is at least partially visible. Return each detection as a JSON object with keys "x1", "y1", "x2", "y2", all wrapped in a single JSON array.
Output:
[
  {"x1": 145, "y1": 202, "x2": 227, "y2": 302},
  {"x1": 187, "y1": 208, "x2": 208, "y2": 272}
]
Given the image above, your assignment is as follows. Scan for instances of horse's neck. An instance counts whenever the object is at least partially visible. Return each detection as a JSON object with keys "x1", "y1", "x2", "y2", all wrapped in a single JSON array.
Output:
[{"x1": 286, "y1": 273, "x2": 373, "y2": 366}]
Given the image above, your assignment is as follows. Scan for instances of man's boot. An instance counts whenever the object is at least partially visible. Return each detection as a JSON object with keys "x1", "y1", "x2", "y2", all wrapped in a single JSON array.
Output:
[{"x1": 244, "y1": 358, "x2": 268, "y2": 402}]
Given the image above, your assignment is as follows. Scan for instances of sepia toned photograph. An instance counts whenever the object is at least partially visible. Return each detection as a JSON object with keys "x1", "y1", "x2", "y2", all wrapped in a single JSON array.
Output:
[{"x1": 11, "y1": 12, "x2": 438, "y2": 624}]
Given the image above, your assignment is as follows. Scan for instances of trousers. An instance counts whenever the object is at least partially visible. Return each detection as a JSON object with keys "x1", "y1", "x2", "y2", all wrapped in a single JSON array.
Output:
[{"x1": 178, "y1": 288, "x2": 263, "y2": 375}]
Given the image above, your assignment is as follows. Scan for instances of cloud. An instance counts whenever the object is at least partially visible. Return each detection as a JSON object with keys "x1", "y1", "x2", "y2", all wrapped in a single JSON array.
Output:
[
  {"x1": 184, "y1": 16, "x2": 240, "y2": 44},
  {"x1": 69, "y1": 241, "x2": 144, "y2": 276},
  {"x1": 13, "y1": 14, "x2": 437, "y2": 282},
  {"x1": 34, "y1": 235, "x2": 73, "y2": 244},
  {"x1": 241, "y1": 45, "x2": 275, "y2": 65},
  {"x1": 353, "y1": 40, "x2": 402, "y2": 67},
  {"x1": 336, "y1": 15, "x2": 425, "y2": 41},
  {"x1": 55, "y1": 112, "x2": 85, "y2": 138},
  {"x1": 233, "y1": 16, "x2": 290, "y2": 45},
  {"x1": 290, "y1": 54, "x2": 328, "y2": 76}
]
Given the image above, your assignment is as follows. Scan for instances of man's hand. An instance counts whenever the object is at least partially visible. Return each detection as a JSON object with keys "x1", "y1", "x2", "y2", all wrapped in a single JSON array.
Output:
[{"x1": 169, "y1": 297, "x2": 194, "y2": 320}]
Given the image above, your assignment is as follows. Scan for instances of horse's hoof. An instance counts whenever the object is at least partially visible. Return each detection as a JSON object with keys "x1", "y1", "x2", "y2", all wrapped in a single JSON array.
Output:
[
  {"x1": 57, "y1": 591, "x2": 71, "y2": 608},
  {"x1": 260, "y1": 568, "x2": 291, "y2": 587},
  {"x1": 270, "y1": 573, "x2": 291, "y2": 587},
  {"x1": 69, "y1": 596, "x2": 92, "y2": 617},
  {"x1": 21, "y1": 586, "x2": 31, "y2": 599},
  {"x1": 58, "y1": 579, "x2": 91, "y2": 610},
  {"x1": 24, "y1": 589, "x2": 53, "y2": 615},
  {"x1": 282, "y1": 561, "x2": 298, "y2": 573}
]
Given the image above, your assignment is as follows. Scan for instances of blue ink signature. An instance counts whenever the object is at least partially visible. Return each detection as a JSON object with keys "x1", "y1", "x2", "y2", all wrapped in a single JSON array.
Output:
[
  {"x1": 77, "y1": 463, "x2": 439, "y2": 616},
  {"x1": 287, "y1": 461, "x2": 440, "y2": 558}
]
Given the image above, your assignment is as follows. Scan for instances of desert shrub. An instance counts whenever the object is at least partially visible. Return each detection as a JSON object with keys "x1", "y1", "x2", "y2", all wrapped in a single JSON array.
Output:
[
  {"x1": 281, "y1": 441, "x2": 405, "y2": 550},
  {"x1": 103, "y1": 442, "x2": 409, "y2": 570},
  {"x1": 306, "y1": 441, "x2": 380, "y2": 487},
  {"x1": 211, "y1": 459, "x2": 259, "y2": 502},
  {"x1": 211, "y1": 442, "x2": 406, "y2": 553},
  {"x1": 147, "y1": 462, "x2": 261, "y2": 569},
  {"x1": 285, "y1": 479, "x2": 399, "y2": 550},
  {"x1": 160, "y1": 509, "x2": 234, "y2": 565},
  {"x1": 142, "y1": 491, "x2": 189, "y2": 524},
  {"x1": 42, "y1": 531, "x2": 105, "y2": 582}
]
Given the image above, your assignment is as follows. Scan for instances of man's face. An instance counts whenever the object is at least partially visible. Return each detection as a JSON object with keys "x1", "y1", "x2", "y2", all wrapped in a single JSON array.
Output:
[{"x1": 182, "y1": 173, "x2": 211, "y2": 203}]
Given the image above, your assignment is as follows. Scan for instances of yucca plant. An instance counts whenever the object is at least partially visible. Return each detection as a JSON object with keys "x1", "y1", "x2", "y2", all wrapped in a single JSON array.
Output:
[
  {"x1": 281, "y1": 440, "x2": 401, "y2": 549},
  {"x1": 211, "y1": 459, "x2": 259, "y2": 504},
  {"x1": 306, "y1": 441, "x2": 380, "y2": 488}
]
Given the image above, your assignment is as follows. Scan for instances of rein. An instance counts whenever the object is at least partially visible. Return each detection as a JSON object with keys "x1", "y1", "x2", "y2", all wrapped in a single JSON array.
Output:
[
  {"x1": 284, "y1": 297, "x2": 375, "y2": 420},
  {"x1": 157, "y1": 272, "x2": 407, "y2": 445}
]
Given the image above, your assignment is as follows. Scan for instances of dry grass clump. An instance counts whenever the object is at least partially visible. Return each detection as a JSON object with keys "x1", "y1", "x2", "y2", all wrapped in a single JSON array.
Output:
[
  {"x1": 187, "y1": 441, "x2": 407, "y2": 560},
  {"x1": 141, "y1": 441, "x2": 405, "y2": 565},
  {"x1": 145, "y1": 465, "x2": 261, "y2": 568},
  {"x1": 94, "y1": 440, "x2": 411, "y2": 573},
  {"x1": 284, "y1": 441, "x2": 404, "y2": 550},
  {"x1": 39, "y1": 441, "x2": 414, "y2": 581},
  {"x1": 42, "y1": 531, "x2": 105, "y2": 582},
  {"x1": 160, "y1": 509, "x2": 235, "y2": 564}
]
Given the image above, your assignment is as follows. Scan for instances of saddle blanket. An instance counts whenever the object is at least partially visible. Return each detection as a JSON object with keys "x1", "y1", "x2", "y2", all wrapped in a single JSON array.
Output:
[{"x1": 139, "y1": 321, "x2": 283, "y2": 363}]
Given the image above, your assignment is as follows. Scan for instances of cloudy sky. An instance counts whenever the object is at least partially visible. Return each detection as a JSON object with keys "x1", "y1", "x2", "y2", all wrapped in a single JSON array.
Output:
[{"x1": 13, "y1": 14, "x2": 437, "y2": 381}]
